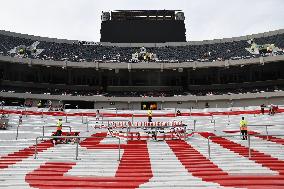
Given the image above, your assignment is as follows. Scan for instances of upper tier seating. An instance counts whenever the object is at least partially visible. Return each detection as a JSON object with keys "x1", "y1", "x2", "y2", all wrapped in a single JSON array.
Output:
[{"x1": 0, "y1": 31, "x2": 283, "y2": 63}]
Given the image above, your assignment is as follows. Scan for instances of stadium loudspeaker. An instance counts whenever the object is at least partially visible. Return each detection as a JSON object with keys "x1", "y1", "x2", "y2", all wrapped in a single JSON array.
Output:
[
  {"x1": 128, "y1": 63, "x2": 131, "y2": 72},
  {"x1": 160, "y1": 63, "x2": 164, "y2": 72},
  {"x1": 176, "y1": 12, "x2": 185, "y2": 20},
  {"x1": 193, "y1": 62, "x2": 197, "y2": 70},
  {"x1": 101, "y1": 12, "x2": 110, "y2": 21},
  {"x1": 178, "y1": 68, "x2": 183, "y2": 72},
  {"x1": 260, "y1": 56, "x2": 264, "y2": 65},
  {"x1": 115, "y1": 69, "x2": 119, "y2": 74},
  {"x1": 28, "y1": 59, "x2": 32, "y2": 67},
  {"x1": 225, "y1": 60, "x2": 230, "y2": 67}
]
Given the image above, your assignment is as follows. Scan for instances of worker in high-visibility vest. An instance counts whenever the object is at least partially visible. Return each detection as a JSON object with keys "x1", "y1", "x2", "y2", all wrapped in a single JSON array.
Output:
[
  {"x1": 147, "y1": 109, "x2": 152, "y2": 122},
  {"x1": 240, "y1": 117, "x2": 248, "y2": 140},
  {"x1": 52, "y1": 118, "x2": 63, "y2": 144},
  {"x1": 56, "y1": 118, "x2": 63, "y2": 136}
]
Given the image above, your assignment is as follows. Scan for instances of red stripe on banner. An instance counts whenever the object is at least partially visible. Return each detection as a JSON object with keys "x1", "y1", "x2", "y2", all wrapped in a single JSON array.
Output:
[
  {"x1": 167, "y1": 136, "x2": 284, "y2": 189},
  {"x1": 199, "y1": 132, "x2": 284, "y2": 174},
  {"x1": 25, "y1": 133, "x2": 153, "y2": 189},
  {"x1": 248, "y1": 131, "x2": 284, "y2": 146},
  {"x1": 0, "y1": 141, "x2": 54, "y2": 169}
]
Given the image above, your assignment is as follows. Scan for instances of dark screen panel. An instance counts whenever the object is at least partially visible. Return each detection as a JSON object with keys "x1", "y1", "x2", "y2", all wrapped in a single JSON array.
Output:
[{"x1": 100, "y1": 20, "x2": 186, "y2": 43}]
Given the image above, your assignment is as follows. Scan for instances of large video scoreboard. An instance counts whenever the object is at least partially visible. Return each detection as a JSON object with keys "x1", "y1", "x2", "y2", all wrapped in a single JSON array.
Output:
[{"x1": 100, "y1": 10, "x2": 186, "y2": 43}]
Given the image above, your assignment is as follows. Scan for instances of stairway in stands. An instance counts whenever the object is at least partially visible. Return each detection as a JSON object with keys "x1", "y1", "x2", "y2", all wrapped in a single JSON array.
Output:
[{"x1": 1, "y1": 132, "x2": 284, "y2": 188}]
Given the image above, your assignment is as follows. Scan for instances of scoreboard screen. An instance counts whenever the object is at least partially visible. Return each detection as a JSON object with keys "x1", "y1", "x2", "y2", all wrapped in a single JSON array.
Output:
[{"x1": 100, "y1": 10, "x2": 186, "y2": 43}]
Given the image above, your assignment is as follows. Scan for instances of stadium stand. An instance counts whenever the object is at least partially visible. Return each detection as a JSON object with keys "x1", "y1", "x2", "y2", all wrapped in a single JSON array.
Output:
[
  {"x1": 0, "y1": 83, "x2": 283, "y2": 97},
  {"x1": 0, "y1": 30, "x2": 283, "y2": 63},
  {"x1": 1, "y1": 29, "x2": 284, "y2": 108},
  {"x1": 1, "y1": 107, "x2": 284, "y2": 188}
]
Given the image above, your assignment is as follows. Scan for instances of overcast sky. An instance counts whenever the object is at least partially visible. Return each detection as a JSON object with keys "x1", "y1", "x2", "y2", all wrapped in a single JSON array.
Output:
[{"x1": 0, "y1": 0, "x2": 283, "y2": 42}]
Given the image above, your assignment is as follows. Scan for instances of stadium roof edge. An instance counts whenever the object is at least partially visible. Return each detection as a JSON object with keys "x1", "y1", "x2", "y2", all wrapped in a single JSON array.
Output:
[
  {"x1": 0, "y1": 30, "x2": 79, "y2": 44},
  {"x1": 0, "y1": 28, "x2": 283, "y2": 47}
]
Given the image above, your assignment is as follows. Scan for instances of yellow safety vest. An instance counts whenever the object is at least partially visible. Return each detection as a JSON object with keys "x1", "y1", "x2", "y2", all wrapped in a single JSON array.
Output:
[
  {"x1": 148, "y1": 110, "x2": 152, "y2": 117},
  {"x1": 57, "y1": 120, "x2": 62, "y2": 130},
  {"x1": 240, "y1": 120, "x2": 248, "y2": 130}
]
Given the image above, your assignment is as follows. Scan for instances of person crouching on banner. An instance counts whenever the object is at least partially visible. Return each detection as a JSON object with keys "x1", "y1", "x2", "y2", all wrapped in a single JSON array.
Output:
[
  {"x1": 147, "y1": 109, "x2": 152, "y2": 122},
  {"x1": 240, "y1": 117, "x2": 248, "y2": 140}
]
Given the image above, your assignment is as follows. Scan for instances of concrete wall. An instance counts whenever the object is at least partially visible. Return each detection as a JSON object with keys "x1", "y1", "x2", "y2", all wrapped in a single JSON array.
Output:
[
  {"x1": 1, "y1": 54, "x2": 284, "y2": 71},
  {"x1": 2, "y1": 91, "x2": 284, "y2": 109}
]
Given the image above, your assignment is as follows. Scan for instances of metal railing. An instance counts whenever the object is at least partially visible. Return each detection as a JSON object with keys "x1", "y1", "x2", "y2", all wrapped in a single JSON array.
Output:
[
  {"x1": 15, "y1": 117, "x2": 24, "y2": 140},
  {"x1": 15, "y1": 122, "x2": 20, "y2": 140},
  {"x1": 103, "y1": 108, "x2": 118, "y2": 117},
  {"x1": 185, "y1": 128, "x2": 194, "y2": 140},
  {"x1": 34, "y1": 136, "x2": 121, "y2": 161},
  {"x1": 90, "y1": 119, "x2": 130, "y2": 129},
  {"x1": 192, "y1": 119, "x2": 216, "y2": 132},
  {"x1": 16, "y1": 124, "x2": 72, "y2": 140},
  {"x1": 211, "y1": 119, "x2": 216, "y2": 132},
  {"x1": 81, "y1": 113, "x2": 86, "y2": 123},
  {"x1": 247, "y1": 124, "x2": 274, "y2": 140},
  {"x1": 193, "y1": 120, "x2": 196, "y2": 131},
  {"x1": 80, "y1": 116, "x2": 111, "y2": 132},
  {"x1": 125, "y1": 123, "x2": 189, "y2": 142},
  {"x1": 207, "y1": 134, "x2": 284, "y2": 159},
  {"x1": 42, "y1": 126, "x2": 72, "y2": 137}
]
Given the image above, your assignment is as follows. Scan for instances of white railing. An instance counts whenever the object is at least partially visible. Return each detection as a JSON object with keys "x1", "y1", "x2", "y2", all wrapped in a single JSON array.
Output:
[
  {"x1": 34, "y1": 136, "x2": 121, "y2": 161},
  {"x1": 207, "y1": 134, "x2": 284, "y2": 159}
]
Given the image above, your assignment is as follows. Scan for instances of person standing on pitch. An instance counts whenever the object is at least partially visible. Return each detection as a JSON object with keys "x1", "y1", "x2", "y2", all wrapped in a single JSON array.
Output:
[{"x1": 240, "y1": 117, "x2": 248, "y2": 140}]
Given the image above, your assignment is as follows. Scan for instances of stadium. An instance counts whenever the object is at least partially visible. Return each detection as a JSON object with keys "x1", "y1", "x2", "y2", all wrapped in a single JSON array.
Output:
[{"x1": 1, "y1": 7, "x2": 284, "y2": 189}]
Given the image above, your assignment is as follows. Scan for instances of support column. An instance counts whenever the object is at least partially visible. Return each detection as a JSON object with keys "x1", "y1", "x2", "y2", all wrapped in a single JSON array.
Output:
[
  {"x1": 50, "y1": 69, "x2": 53, "y2": 83},
  {"x1": 67, "y1": 69, "x2": 72, "y2": 84},
  {"x1": 249, "y1": 67, "x2": 253, "y2": 82},
  {"x1": 37, "y1": 68, "x2": 41, "y2": 83},
  {"x1": 216, "y1": 68, "x2": 221, "y2": 84},
  {"x1": 157, "y1": 71, "x2": 161, "y2": 86},
  {"x1": 99, "y1": 71, "x2": 102, "y2": 86},
  {"x1": 128, "y1": 71, "x2": 132, "y2": 86}
]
